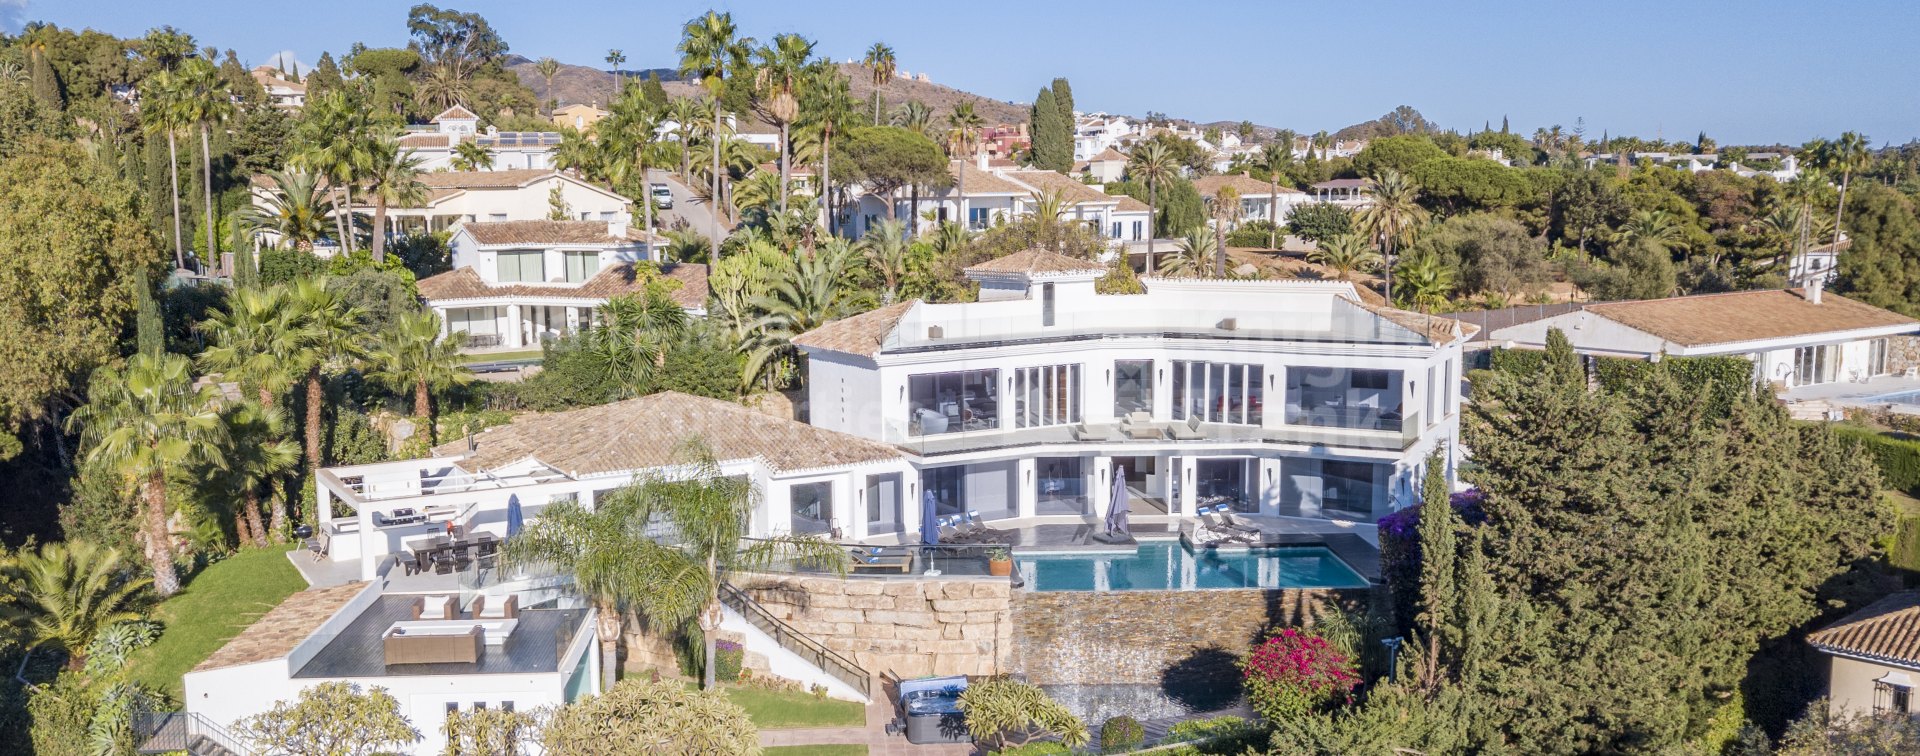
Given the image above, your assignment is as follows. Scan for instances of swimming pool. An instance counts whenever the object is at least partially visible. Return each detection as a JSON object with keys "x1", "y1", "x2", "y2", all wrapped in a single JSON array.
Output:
[
  {"x1": 1871, "y1": 389, "x2": 1920, "y2": 406},
  {"x1": 1018, "y1": 541, "x2": 1370, "y2": 592}
]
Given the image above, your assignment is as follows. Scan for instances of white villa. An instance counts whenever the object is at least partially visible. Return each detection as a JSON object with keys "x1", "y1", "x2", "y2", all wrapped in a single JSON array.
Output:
[
  {"x1": 841, "y1": 157, "x2": 1155, "y2": 245},
  {"x1": 392, "y1": 169, "x2": 633, "y2": 233},
  {"x1": 1191, "y1": 174, "x2": 1314, "y2": 227},
  {"x1": 1482, "y1": 284, "x2": 1919, "y2": 390},
  {"x1": 400, "y1": 105, "x2": 564, "y2": 172},
  {"x1": 248, "y1": 66, "x2": 306, "y2": 110},
  {"x1": 416, "y1": 220, "x2": 706, "y2": 351}
]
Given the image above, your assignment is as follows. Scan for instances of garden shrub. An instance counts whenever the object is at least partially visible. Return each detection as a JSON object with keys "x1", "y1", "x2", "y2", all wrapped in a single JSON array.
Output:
[
  {"x1": 258, "y1": 247, "x2": 326, "y2": 284},
  {"x1": 714, "y1": 640, "x2": 744, "y2": 683},
  {"x1": 957, "y1": 677, "x2": 1089, "y2": 751},
  {"x1": 1099, "y1": 714, "x2": 1144, "y2": 750},
  {"x1": 1164, "y1": 715, "x2": 1247, "y2": 741},
  {"x1": 1833, "y1": 424, "x2": 1920, "y2": 496},
  {"x1": 1240, "y1": 629, "x2": 1360, "y2": 721},
  {"x1": 992, "y1": 743, "x2": 1069, "y2": 756}
]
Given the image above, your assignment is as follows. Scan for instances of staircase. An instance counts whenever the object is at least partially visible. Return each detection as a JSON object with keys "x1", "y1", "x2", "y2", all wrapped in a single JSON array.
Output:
[
  {"x1": 1786, "y1": 399, "x2": 1836, "y2": 421},
  {"x1": 133, "y1": 711, "x2": 248, "y2": 756},
  {"x1": 718, "y1": 582, "x2": 874, "y2": 701}
]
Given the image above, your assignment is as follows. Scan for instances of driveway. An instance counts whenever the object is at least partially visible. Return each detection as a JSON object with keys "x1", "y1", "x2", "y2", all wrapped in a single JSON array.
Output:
[{"x1": 647, "y1": 168, "x2": 721, "y2": 240}]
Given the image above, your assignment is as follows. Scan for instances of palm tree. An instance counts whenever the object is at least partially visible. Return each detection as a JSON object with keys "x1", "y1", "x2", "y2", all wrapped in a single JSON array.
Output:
[
  {"x1": 1823, "y1": 131, "x2": 1870, "y2": 249},
  {"x1": 892, "y1": 100, "x2": 934, "y2": 139},
  {"x1": 451, "y1": 140, "x2": 491, "y2": 172},
  {"x1": 288, "y1": 278, "x2": 364, "y2": 479},
  {"x1": 365, "y1": 130, "x2": 428, "y2": 263},
  {"x1": 1208, "y1": 185, "x2": 1242, "y2": 277},
  {"x1": 535, "y1": 56, "x2": 561, "y2": 115},
  {"x1": 946, "y1": 101, "x2": 984, "y2": 230},
  {"x1": 605, "y1": 49, "x2": 626, "y2": 100},
  {"x1": 218, "y1": 401, "x2": 301, "y2": 546},
  {"x1": 295, "y1": 90, "x2": 377, "y2": 253},
  {"x1": 1029, "y1": 187, "x2": 1080, "y2": 231},
  {"x1": 197, "y1": 285, "x2": 306, "y2": 403},
  {"x1": 0, "y1": 542, "x2": 150, "y2": 670},
  {"x1": 668, "y1": 96, "x2": 709, "y2": 182},
  {"x1": 1256, "y1": 144, "x2": 1291, "y2": 248},
  {"x1": 587, "y1": 289, "x2": 690, "y2": 395},
  {"x1": 1611, "y1": 209, "x2": 1685, "y2": 252},
  {"x1": 503, "y1": 439, "x2": 846, "y2": 692},
  {"x1": 1357, "y1": 169, "x2": 1428, "y2": 303},
  {"x1": 800, "y1": 66, "x2": 857, "y2": 238},
  {"x1": 140, "y1": 69, "x2": 190, "y2": 269},
  {"x1": 743, "y1": 242, "x2": 861, "y2": 389},
  {"x1": 1159, "y1": 226, "x2": 1216, "y2": 277},
  {"x1": 553, "y1": 127, "x2": 602, "y2": 178},
  {"x1": 68, "y1": 354, "x2": 228, "y2": 596},
  {"x1": 1308, "y1": 234, "x2": 1383, "y2": 281},
  {"x1": 179, "y1": 58, "x2": 234, "y2": 273},
  {"x1": 861, "y1": 218, "x2": 911, "y2": 302},
  {"x1": 243, "y1": 170, "x2": 331, "y2": 251},
  {"x1": 679, "y1": 10, "x2": 755, "y2": 264},
  {"x1": 754, "y1": 34, "x2": 814, "y2": 216},
  {"x1": 1394, "y1": 253, "x2": 1456, "y2": 313},
  {"x1": 863, "y1": 43, "x2": 896, "y2": 124},
  {"x1": 601, "y1": 88, "x2": 665, "y2": 234},
  {"x1": 1128, "y1": 141, "x2": 1178, "y2": 272},
  {"x1": 366, "y1": 311, "x2": 470, "y2": 438}
]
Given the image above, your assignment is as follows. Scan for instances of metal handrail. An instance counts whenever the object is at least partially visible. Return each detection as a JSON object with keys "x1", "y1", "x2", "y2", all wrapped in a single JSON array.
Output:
[
  {"x1": 133, "y1": 710, "x2": 250, "y2": 756},
  {"x1": 718, "y1": 582, "x2": 874, "y2": 700}
]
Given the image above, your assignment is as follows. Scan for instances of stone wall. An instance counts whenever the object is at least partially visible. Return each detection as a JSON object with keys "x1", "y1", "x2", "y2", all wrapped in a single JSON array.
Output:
[
  {"x1": 1011, "y1": 587, "x2": 1372, "y2": 686},
  {"x1": 733, "y1": 574, "x2": 1014, "y2": 679},
  {"x1": 1890, "y1": 335, "x2": 1920, "y2": 374}
]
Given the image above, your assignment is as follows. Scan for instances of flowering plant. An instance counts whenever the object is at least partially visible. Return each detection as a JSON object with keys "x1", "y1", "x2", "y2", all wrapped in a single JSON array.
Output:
[{"x1": 1240, "y1": 629, "x2": 1359, "y2": 721}]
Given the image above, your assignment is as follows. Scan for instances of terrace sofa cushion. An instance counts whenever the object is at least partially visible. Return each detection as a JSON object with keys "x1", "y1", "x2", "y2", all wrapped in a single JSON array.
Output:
[
  {"x1": 383, "y1": 625, "x2": 481, "y2": 665},
  {"x1": 414, "y1": 595, "x2": 452, "y2": 620},
  {"x1": 474, "y1": 595, "x2": 517, "y2": 620}
]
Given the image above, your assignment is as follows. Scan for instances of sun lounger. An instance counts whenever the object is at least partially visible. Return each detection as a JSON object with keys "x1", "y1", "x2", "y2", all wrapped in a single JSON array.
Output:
[
  {"x1": 1169, "y1": 415, "x2": 1206, "y2": 441},
  {"x1": 848, "y1": 547, "x2": 915, "y2": 573}
]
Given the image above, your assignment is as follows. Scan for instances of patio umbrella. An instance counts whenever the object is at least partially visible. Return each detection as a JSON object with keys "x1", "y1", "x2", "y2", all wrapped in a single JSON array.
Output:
[
  {"x1": 1106, "y1": 465, "x2": 1131, "y2": 536},
  {"x1": 506, "y1": 494, "x2": 524, "y2": 538},
  {"x1": 920, "y1": 490, "x2": 940, "y2": 545}
]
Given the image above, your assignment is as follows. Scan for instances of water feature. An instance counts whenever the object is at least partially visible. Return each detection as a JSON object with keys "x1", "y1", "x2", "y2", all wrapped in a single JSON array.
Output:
[{"x1": 1017, "y1": 540, "x2": 1369, "y2": 592}]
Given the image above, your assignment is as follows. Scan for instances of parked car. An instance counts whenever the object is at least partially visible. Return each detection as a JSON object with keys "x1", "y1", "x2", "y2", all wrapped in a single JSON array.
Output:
[{"x1": 650, "y1": 183, "x2": 673, "y2": 209}]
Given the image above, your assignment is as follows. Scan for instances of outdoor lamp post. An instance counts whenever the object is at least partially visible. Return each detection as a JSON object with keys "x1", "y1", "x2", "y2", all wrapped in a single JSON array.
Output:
[{"x1": 1382, "y1": 636, "x2": 1404, "y2": 683}]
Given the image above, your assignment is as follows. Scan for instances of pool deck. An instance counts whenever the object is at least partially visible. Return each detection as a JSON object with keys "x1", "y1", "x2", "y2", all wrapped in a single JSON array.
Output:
[{"x1": 1782, "y1": 375, "x2": 1920, "y2": 413}]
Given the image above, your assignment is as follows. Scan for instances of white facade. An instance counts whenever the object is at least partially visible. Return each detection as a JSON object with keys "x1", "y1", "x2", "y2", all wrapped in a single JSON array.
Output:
[{"x1": 842, "y1": 159, "x2": 1153, "y2": 247}]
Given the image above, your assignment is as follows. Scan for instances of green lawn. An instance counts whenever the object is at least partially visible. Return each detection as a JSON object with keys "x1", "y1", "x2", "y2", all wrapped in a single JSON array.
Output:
[
  {"x1": 460, "y1": 349, "x2": 544, "y2": 364},
  {"x1": 764, "y1": 747, "x2": 868, "y2": 756},
  {"x1": 721, "y1": 684, "x2": 866, "y2": 729},
  {"x1": 129, "y1": 545, "x2": 307, "y2": 698}
]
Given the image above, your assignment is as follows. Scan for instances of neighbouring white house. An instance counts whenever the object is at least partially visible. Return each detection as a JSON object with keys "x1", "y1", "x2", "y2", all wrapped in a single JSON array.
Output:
[
  {"x1": 1077, "y1": 147, "x2": 1128, "y2": 184},
  {"x1": 1192, "y1": 174, "x2": 1314, "y2": 227},
  {"x1": 842, "y1": 158, "x2": 1154, "y2": 246},
  {"x1": 247, "y1": 169, "x2": 635, "y2": 252},
  {"x1": 1309, "y1": 178, "x2": 1375, "y2": 209},
  {"x1": 183, "y1": 578, "x2": 599, "y2": 756},
  {"x1": 1807, "y1": 591, "x2": 1920, "y2": 721},
  {"x1": 400, "y1": 105, "x2": 564, "y2": 172},
  {"x1": 417, "y1": 220, "x2": 706, "y2": 351},
  {"x1": 1788, "y1": 236, "x2": 1849, "y2": 288},
  {"x1": 1074, "y1": 114, "x2": 1133, "y2": 161},
  {"x1": 248, "y1": 65, "x2": 306, "y2": 110},
  {"x1": 1582, "y1": 151, "x2": 1803, "y2": 182},
  {"x1": 1481, "y1": 284, "x2": 1920, "y2": 390},
  {"x1": 795, "y1": 248, "x2": 1472, "y2": 525}
]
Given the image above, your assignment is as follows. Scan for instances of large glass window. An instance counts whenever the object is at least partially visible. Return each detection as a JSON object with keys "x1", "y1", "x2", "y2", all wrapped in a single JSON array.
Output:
[
  {"x1": 921, "y1": 462, "x2": 1017, "y2": 522},
  {"x1": 562, "y1": 251, "x2": 600, "y2": 283},
  {"x1": 1014, "y1": 364, "x2": 1080, "y2": 429},
  {"x1": 908, "y1": 369, "x2": 999, "y2": 436},
  {"x1": 1871, "y1": 338, "x2": 1891, "y2": 377},
  {"x1": 865, "y1": 474, "x2": 901, "y2": 529},
  {"x1": 1196, "y1": 458, "x2": 1253, "y2": 513},
  {"x1": 1036, "y1": 457, "x2": 1086, "y2": 515},
  {"x1": 1280, "y1": 458, "x2": 1384, "y2": 520},
  {"x1": 1171, "y1": 361, "x2": 1263, "y2": 425},
  {"x1": 1285, "y1": 367, "x2": 1404, "y2": 431},
  {"x1": 497, "y1": 250, "x2": 545, "y2": 282},
  {"x1": 1114, "y1": 360, "x2": 1153, "y2": 416},
  {"x1": 1793, "y1": 345, "x2": 1836, "y2": 386},
  {"x1": 789, "y1": 482, "x2": 833, "y2": 536}
]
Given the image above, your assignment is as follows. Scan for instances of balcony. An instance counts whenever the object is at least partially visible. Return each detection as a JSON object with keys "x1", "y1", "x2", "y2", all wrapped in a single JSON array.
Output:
[{"x1": 891, "y1": 412, "x2": 1422, "y2": 457}]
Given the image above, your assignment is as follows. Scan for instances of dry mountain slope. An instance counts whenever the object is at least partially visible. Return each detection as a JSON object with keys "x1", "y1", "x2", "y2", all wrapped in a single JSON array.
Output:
[{"x1": 507, "y1": 57, "x2": 1028, "y2": 127}]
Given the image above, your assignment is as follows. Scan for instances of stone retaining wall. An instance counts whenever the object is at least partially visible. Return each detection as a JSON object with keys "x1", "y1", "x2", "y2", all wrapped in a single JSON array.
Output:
[
  {"x1": 732, "y1": 574, "x2": 1014, "y2": 679},
  {"x1": 1011, "y1": 587, "x2": 1372, "y2": 685}
]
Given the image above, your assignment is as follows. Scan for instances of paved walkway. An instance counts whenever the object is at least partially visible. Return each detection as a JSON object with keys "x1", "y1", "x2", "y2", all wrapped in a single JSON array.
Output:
[{"x1": 758, "y1": 680, "x2": 975, "y2": 754}]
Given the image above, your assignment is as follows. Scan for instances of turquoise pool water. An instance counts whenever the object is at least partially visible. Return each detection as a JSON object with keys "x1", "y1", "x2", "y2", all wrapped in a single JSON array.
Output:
[
  {"x1": 1871, "y1": 389, "x2": 1920, "y2": 406},
  {"x1": 1019, "y1": 541, "x2": 1370, "y2": 592}
]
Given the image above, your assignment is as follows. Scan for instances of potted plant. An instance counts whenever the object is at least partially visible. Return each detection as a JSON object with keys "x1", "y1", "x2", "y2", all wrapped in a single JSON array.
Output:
[{"x1": 986, "y1": 546, "x2": 1013, "y2": 577}]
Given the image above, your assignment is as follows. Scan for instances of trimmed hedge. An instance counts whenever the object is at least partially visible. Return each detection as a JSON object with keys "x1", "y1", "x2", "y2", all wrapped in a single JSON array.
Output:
[
  {"x1": 1488, "y1": 348, "x2": 1754, "y2": 416},
  {"x1": 1831, "y1": 424, "x2": 1920, "y2": 496}
]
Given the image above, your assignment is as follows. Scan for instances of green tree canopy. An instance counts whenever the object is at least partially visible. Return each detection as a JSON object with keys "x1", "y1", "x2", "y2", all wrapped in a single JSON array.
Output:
[
  {"x1": 1353, "y1": 134, "x2": 1448, "y2": 177},
  {"x1": 831, "y1": 126, "x2": 952, "y2": 205},
  {"x1": 1409, "y1": 156, "x2": 1538, "y2": 213}
]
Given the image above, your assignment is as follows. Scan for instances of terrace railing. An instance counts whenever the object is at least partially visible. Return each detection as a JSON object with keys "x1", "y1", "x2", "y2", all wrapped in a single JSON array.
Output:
[
  {"x1": 133, "y1": 710, "x2": 249, "y2": 756},
  {"x1": 717, "y1": 581, "x2": 875, "y2": 700}
]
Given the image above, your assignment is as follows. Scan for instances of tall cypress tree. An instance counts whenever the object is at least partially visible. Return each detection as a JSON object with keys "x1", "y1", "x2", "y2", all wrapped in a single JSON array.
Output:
[
  {"x1": 135, "y1": 270, "x2": 164, "y2": 357},
  {"x1": 29, "y1": 51, "x2": 63, "y2": 111},
  {"x1": 1030, "y1": 87, "x2": 1069, "y2": 172},
  {"x1": 1050, "y1": 77, "x2": 1074, "y2": 122}
]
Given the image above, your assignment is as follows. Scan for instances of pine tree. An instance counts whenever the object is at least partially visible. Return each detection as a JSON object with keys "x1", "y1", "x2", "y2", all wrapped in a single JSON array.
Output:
[
  {"x1": 640, "y1": 74, "x2": 669, "y2": 109},
  {"x1": 135, "y1": 270, "x2": 164, "y2": 357},
  {"x1": 307, "y1": 52, "x2": 343, "y2": 100}
]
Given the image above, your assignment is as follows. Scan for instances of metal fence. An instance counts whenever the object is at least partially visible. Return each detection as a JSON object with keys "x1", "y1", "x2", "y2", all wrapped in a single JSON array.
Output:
[{"x1": 717, "y1": 582, "x2": 874, "y2": 700}]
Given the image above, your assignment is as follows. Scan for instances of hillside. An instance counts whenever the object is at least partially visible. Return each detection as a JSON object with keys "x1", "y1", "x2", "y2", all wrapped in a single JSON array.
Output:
[{"x1": 507, "y1": 57, "x2": 1029, "y2": 127}]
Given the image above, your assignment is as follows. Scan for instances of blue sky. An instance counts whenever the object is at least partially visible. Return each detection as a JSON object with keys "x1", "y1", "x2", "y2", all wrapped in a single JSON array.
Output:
[{"x1": 16, "y1": 0, "x2": 1920, "y2": 145}]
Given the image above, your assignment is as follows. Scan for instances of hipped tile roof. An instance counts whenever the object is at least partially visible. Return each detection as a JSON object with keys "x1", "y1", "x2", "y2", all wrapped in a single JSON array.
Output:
[
  {"x1": 1192, "y1": 174, "x2": 1302, "y2": 197},
  {"x1": 431, "y1": 392, "x2": 905, "y2": 476},
  {"x1": 417, "y1": 262, "x2": 708, "y2": 309},
  {"x1": 963, "y1": 248, "x2": 1107, "y2": 277},
  {"x1": 1583, "y1": 289, "x2": 1915, "y2": 347},
  {"x1": 1809, "y1": 592, "x2": 1920, "y2": 668},
  {"x1": 791, "y1": 301, "x2": 917, "y2": 359}
]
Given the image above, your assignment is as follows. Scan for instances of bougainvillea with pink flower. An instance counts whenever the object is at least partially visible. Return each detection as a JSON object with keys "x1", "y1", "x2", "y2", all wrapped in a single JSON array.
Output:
[{"x1": 1239, "y1": 628, "x2": 1360, "y2": 721}]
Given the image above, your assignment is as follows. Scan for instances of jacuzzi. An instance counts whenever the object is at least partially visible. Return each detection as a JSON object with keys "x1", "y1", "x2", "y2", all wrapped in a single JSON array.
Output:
[{"x1": 895, "y1": 675, "x2": 970, "y2": 744}]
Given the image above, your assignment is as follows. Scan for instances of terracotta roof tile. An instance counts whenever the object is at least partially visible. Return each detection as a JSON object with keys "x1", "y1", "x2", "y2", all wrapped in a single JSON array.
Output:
[
  {"x1": 194, "y1": 582, "x2": 369, "y2": 672},
  {"x1": 963, "y1": 248, "x2": 1107, "y2": 277},
  {"x1": 1193, "y1": 174, "x2": 1301, "y2": 197},
  {"x1": 460, "y1": 220, "x2": 655, "y2": 246},
  {"x1": 420, "y1": 169, "x2": 557, "y2": 190},
  {"x1": 791, "y1": 301, "x2": 917, "y2": 358},
  {"x1": 1809, "y1": 592, "x2": 1920, "y2": 668},
  {"x1": 418, "y1": 262, "x2": 708, "y2": 309},
  {"x1": 431, "y1": 392, "x2": 904, "y2": 475},
  {"x1": 1003, "y1": 170, "x2": 1114, "y2": 205},
  {"x1": 400, "y1": 133, "x2": 454, "y2": 149},
  {"x1": 1342, "y1": 297, "x2": 1477, "y2": 345},
  {"x1": 946, "y1": 161, "x2": 1027, "y2": 196},
  {"x1": 1583, "y1": 289, "x2": 1916, "y2": 347},
  {"x1": 1113, "y1": 195, "x2": 1151, "y2": 213},
  {"x1": 1089, "y1": 147, "x2": 1127, "y2": 162},
  {"x1": 432, "y1": 105, "x2": 479, "y2": 122}
]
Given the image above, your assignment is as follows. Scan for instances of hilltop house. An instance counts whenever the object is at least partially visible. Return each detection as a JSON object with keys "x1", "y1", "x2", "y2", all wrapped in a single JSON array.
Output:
[
  {"x1": 401, "y1": 106, "x2": 564, "y2": 172},
  {"x1": 416, "y1": 220, "x2": 705, "y2": 351},
  {"x1": 248, "y1": 66, "x2": 306, "y2": 110}
]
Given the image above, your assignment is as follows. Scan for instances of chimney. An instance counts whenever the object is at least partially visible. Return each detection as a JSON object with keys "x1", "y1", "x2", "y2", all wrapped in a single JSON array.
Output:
[
  {"x1": 976, "y1": 152, "x2": 989, "y2": 171},
  {"x1": 1808, "y1": 276, "x2": 1824, "y2": 305},
  {"x1": 607, "y1": 219, "x2": 628, "y2": 239}
]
